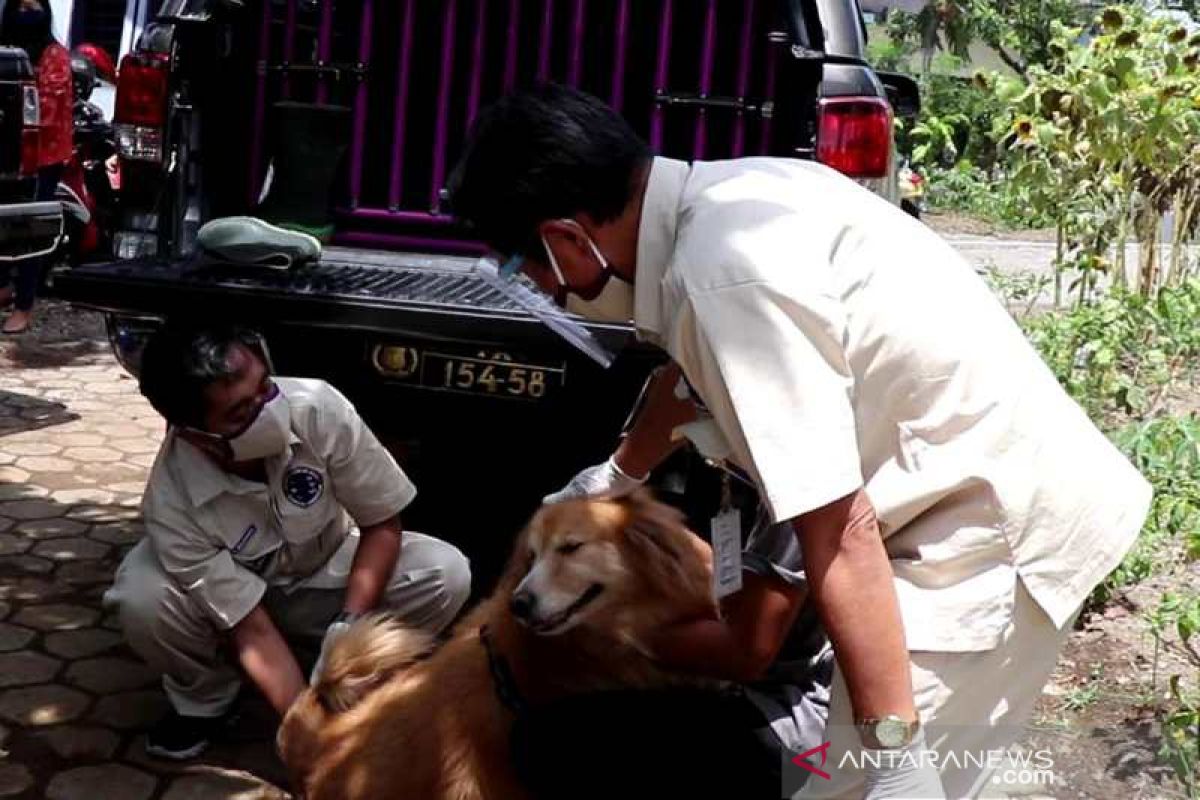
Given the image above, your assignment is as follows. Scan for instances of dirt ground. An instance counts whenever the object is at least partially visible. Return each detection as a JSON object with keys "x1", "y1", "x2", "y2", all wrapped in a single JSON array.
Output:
[
  {"x1": 1019, "y1": 558, "x2": 1199, "y2": 799},
  {"x1": 925, "y1": 210, "x2": 1059, "y2": 242}
]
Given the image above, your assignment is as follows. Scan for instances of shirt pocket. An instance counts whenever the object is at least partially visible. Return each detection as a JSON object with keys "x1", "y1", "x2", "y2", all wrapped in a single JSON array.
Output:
[
  {"x1": 271, "y1": 461, "x2": 339, "y2": 547},
  {"x1": 210, "y1": 499, "x2": 279, "y2": 576}
]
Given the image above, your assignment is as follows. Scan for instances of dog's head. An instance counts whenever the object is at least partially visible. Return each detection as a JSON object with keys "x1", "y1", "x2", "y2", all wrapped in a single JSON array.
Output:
[{"x1": 507, "y1": 489, "x2": 714, "y2": 637}]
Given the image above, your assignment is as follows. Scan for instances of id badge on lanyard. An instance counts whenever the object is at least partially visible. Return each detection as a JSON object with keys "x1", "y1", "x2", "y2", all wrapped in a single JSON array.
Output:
[{"x1": 711, "y1": 472, "x2": 743, "y2": 601}]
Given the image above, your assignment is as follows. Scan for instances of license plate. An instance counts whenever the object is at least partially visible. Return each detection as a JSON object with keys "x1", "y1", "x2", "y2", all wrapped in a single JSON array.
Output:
[{"x1": 371, "y1": 344, "x2": 565, "y2": 400}]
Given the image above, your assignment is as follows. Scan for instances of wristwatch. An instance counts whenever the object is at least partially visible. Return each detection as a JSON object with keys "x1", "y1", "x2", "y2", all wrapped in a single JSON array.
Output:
[{"x1": 855, "y1": 715, "x2": 921, "y2": 750}]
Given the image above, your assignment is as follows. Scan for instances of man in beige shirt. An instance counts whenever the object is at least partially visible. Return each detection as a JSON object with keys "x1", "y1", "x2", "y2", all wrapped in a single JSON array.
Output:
[
  {"x1": 448, "y1": 85, "x2": 1152, "y2": 799},
  {"x1": 105, "y1": 324, "x2": 471, "y2": 760}
]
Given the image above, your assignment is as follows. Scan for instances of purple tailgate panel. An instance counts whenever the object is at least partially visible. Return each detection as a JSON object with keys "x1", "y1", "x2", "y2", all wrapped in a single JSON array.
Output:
[{"x1": 248, "y1": 0, "x2": 786, "y2": 254}]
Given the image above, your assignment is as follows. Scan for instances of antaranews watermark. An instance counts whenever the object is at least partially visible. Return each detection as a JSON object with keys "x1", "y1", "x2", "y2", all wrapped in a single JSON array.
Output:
[{"x1": 782, "y1": 725, "x2": 1059, "y2": 797}]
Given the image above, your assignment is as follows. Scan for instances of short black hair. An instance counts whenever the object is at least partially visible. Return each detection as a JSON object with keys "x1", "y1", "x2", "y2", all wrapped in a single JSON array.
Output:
[
  {"x1": 447, "y1": 83, "x2": 651, "y2": 258},
  {"x1": 137, "y1": 323, "x2": 272, "y2": 429}
]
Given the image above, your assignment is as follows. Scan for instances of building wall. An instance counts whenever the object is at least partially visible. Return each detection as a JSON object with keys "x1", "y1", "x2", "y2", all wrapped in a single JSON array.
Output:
[{"x1": 70, "y1": 0, "x2": 130, "y2": 54}]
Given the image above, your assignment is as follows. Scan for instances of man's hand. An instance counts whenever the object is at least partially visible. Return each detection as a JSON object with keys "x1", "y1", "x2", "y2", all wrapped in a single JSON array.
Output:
[
  {"x1": 863, "y1": 731, "x2": 946, "y2": 800},
  {"x1": 310, "y1": 614, "x2": 357, "y2": 683},
  {"x1": 543, "y1": 457, "x2": 647, "y2": 504},
  {"x1": 311, "y1": 517, "x2": 402, "y2": 684},
  {"x1": 544, "y1": 364, "x2": 697, "y2": 505}
]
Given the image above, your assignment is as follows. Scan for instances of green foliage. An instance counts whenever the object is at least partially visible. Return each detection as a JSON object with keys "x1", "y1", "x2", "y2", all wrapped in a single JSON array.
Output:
[
  {"x1": 1107, "y1": 415, "x2": 1200, "y2": 793},
  {"x1": 954, "y1": 11, "x2": 1200, "y2": 788},
  {"x1": 958, "y1": 0, "x2": 1083, "y2": 75},
  {"x1": 997, "y1": 6, "x2": 1200, "y2": 295},
  {"x1": 1101, "y1": 417, "x2": 1200, "y2": 594},
  {"x1": 881, "y1": 0, "x2": 1083, "y2": 77},
  {"x1": 900, "y1": 69, "x2": 1006, "y2": 169},
  {"x1": 910, "y1": 113, "x2": 965, "y2": 166},
  {"x1": 1024, "y1": 280, "x2": 1200, "y2": 422},
  {"x1": 1146, "y1": 591, "x2": 1200, "y2": 797},
  {"x1": 868, "y1": 35, "x2": 919, "y2": 73},
  {"x1": 924, "y1": 163, "x2": 1053, "y2": 228},
  {"x1": 1161, "y1": 679, "x2": 1199, "y2": 799},
  {"x1": 1149, "y1": 594, "x2": 1200, "y2": 658},
  {"x1": 1063, "y1": 670, "x2": 1103, "y2": 712},
  {"x1": 982, "y1": 267, "x2": 1052, "y2": 317}
]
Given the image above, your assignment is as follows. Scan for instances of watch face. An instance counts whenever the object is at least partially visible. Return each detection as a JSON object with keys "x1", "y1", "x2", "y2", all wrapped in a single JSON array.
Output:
[{"x1": 876, "y1": 717, "x2": 909, "y2": 748}]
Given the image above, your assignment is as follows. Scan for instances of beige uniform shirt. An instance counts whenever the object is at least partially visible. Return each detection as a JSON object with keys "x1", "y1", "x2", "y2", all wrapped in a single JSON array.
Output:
[
  {"x1": 636, "y1": 157, "x2": 1152, "y2": 652},
  {"x1": 142, "y1": 377, "x2": 416, "y2": 631}
]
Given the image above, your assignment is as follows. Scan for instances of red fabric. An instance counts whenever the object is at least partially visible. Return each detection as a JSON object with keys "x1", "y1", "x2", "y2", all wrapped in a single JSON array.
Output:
[{"x1": 35, "y1": 43, "x2": 74, "y2": 167}]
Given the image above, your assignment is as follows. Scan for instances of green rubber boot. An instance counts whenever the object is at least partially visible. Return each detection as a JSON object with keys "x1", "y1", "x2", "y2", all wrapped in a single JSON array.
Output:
[{"x1": 256, "y1": 102, "x2": 352, "y2": 244}]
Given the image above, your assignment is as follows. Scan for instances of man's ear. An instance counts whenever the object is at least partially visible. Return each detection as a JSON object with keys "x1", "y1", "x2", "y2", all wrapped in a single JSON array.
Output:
[
  {"x1": 538, "y1": 219, "x2": 600, "y2": 287},
  {"x1": 537, "y1": 218, "x2": 581, "y2": 248}
]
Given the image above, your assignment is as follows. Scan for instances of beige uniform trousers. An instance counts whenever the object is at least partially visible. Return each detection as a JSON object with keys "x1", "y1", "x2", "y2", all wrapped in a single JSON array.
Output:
[
  {"x1": 799, "y1": 580, "x2": 1077, "y2": 800},
  {"x1": 105, "y1": 530, "x2": 471, "y2": 717}
]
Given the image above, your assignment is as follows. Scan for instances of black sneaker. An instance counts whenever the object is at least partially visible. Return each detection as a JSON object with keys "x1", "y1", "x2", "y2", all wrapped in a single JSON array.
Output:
[{"x1": 145, "y1": 710, "x2": 224, "y2": 760}]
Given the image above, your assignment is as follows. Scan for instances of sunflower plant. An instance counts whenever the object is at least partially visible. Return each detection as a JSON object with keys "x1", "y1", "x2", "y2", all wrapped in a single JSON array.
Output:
[{"x1": 995, "y1": 7, "x2": 1200, "y2": 303}]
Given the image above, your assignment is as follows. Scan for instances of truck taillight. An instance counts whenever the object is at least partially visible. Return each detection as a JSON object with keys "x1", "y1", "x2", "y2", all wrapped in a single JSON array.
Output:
[
  {"x1": 816, "y1": 97, "x2": 893, "y2": 180},
  {"x1": 115, "y1": 52, "x2": 169, "y2": 162},
  {"x1": 20, "y1": 83, "x2": 39, "y2": 176},
  {"x1": 21, "y1": 85, "x2": 38, "y2": 126}
]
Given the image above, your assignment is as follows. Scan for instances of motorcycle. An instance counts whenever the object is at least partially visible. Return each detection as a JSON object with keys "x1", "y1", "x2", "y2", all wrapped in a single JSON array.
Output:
[
  {"x1": 57, "y1": 45, "x2": 119, "y2": 265},
  {"x1": 898, "y1": 160, "x2": 925, "y2": 220}
]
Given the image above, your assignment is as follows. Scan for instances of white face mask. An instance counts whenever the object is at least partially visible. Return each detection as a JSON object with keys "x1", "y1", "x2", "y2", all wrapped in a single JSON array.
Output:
[
  {"x1": 541, "y1": 223, "x2": 635, "y2": 324},
  {"x1": 185, "y1": 386, "x2": 292, "y2": 463},
  {"x1": 227, "y1": 390, "x2": 292, "y2": 461}
]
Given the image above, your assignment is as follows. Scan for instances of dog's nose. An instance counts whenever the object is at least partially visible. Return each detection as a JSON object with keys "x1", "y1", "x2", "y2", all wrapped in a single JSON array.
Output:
[{"x1": 510, "y1": 591, "x2": 537, "y2": 621}]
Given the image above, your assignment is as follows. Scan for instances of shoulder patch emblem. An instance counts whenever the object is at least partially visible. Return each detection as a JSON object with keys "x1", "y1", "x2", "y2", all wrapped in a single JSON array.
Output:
[{"x1": 283, "y1": 466, "x2": 324, "y2": 508}]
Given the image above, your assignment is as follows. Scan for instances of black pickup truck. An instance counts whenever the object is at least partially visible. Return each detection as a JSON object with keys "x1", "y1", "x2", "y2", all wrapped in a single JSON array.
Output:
[
  {"x1": 0, "y1": 46, "x2": 64, "y2": 269},
  {"x1": 57, "y1": 0, "x2": 918, "y2": 588}
]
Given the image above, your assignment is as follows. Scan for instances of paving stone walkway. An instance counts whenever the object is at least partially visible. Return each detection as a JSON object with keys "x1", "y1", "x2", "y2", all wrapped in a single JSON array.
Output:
[{"x1": 0, "y1": 339, "x2": 289, "y2": 799}]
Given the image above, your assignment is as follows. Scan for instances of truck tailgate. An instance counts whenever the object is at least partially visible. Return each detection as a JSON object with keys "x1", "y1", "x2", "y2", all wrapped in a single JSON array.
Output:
[{"x1": 53, "y1": 246, "x2": 633, "y2": 354}]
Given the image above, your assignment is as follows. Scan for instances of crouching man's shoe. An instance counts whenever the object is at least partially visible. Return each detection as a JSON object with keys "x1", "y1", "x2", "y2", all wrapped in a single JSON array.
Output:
[{"x1": 145, "y1": 709, "x2": 227, "y2": 760}]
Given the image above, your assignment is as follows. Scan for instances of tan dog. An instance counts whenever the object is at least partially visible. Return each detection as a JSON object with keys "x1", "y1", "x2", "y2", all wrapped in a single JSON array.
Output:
[{"x1": 277, "y1": 490, "x2": 717, "y2": 800}]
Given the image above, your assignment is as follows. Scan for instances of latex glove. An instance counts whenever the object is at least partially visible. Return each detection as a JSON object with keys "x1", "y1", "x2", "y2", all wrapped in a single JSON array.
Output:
[
  {"x1": 863, "y1": 731, "x2": 946, "y2": 800},
  {"x1": 543, "y1": 457, "x2": 646, "y2": 504},
  {"x1": 309, "y1": 616, "x2": 356, "y2": 684}
]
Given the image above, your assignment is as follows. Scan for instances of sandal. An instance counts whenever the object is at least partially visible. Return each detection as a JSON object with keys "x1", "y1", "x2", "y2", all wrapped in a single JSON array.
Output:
[{"x1": 3, "y1": 310, "x2": 31, "y2": 335}]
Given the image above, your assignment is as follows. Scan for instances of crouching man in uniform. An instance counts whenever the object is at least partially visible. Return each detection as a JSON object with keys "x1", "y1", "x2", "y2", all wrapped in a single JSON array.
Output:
[{"x1": 105, "y1": 324, "x2": 472, "y2": 760}]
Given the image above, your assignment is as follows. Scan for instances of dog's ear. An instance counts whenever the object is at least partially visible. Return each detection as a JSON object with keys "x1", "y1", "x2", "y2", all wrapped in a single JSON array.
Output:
[
  {"x1": 619, "y1": 489, "x2": 702, "y2": 589},
  {"x1": 277, "y1": 691, "x2": 324, "y2": 790},
  {"x1": 497, "y1": 516, "x2": 537, "y2": 594}
]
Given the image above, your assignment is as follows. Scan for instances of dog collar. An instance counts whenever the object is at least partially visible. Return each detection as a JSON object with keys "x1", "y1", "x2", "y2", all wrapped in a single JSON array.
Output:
[{"x1": 479, "y1": 625, "x2": 527, "y2": 715}]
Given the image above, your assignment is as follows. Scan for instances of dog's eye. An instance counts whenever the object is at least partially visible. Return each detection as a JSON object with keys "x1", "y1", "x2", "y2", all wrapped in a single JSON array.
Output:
[{"x1": 557, "y1": 542, "x2": 583, "y2": 555}]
